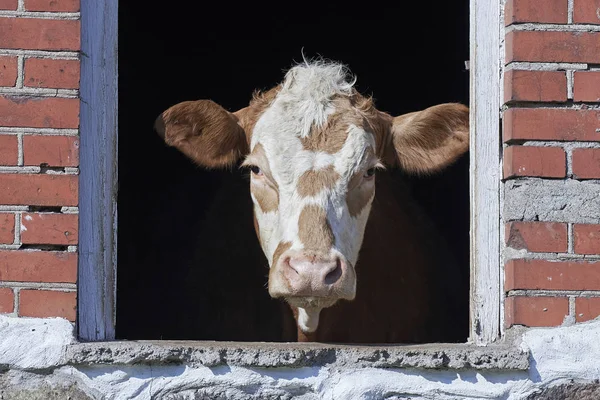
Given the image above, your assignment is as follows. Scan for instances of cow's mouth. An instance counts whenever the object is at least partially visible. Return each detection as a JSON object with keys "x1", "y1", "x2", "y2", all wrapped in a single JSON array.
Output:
[
  {"x1": 284, "y1": 296, "x2": 347, "y2": 333},
  {"x1": 285, "y1": 296, "x2": 339, "y2": 310}
]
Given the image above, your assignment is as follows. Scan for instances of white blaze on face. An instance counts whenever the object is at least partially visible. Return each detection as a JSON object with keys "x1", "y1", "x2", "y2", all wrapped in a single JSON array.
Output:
[
  {"x1": 244, "y1": 62, "x2": 380, "y2": 270},
  {"x1": 329, "y1": 124, "x2": 377, "y2": 266}
]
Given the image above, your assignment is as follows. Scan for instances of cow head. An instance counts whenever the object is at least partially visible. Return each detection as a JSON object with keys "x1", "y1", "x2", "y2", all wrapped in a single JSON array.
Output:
[{"x1": 155, "y1": 61, "x2": 469, "y2": 333}]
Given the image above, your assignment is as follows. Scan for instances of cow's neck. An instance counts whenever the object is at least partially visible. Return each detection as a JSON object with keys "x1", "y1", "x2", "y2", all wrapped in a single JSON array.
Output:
[
  {"x1": 291, "y1": 306, "x2": 321, "y2": 341},
  {"x1": 297, "y1": 326, "x2": 317, "y2": 342}
]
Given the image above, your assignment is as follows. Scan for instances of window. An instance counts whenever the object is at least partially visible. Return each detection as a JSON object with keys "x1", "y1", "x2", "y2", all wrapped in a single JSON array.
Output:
[{"x1": 79, "y1": 0, "x2": 500, "y2": 345}]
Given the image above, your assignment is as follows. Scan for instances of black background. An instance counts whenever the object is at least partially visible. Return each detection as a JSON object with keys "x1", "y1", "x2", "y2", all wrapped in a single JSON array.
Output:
[{"x1": 117, "y1": 1, "x2": 470, "y2": 340}]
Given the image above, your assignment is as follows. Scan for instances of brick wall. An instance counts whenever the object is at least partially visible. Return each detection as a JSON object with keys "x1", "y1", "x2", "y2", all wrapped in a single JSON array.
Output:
[
  {"x1": 504, "y1": 0, "x2": 600, "y2": 328},
  {"x1": 0, "y1": 0, "x2": 79, "y2": 321},
  {"x1": 1, "y1": 0, "x2": 598, "y2": 336}
]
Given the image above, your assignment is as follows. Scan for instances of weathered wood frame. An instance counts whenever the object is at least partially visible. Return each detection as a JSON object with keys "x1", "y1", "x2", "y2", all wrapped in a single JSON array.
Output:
[
  {"x1": 78, "y1": 0, "x2": 502, "y2": 344},
  {"x1": 78, "y1": 0, "x2": 118, "y2": 341},
  {"x1": 469, "y1": 0, "x2": 502, "y2": 344}
]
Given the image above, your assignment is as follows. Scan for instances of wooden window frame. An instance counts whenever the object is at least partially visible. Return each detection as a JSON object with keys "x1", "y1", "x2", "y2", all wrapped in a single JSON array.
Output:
[{"x1": 78, "y1": 0, "x2": 502, "y2": 344}]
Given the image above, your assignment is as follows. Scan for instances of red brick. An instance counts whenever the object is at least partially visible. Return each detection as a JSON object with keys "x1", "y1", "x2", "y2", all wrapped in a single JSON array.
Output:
[
  {"x1": 573, "y1": 71, "x2": 600, "y2": 102},
  {"x1": 504, "y1": 70, "x2": 567, "y2": 103},
  {"x1": 24, "y1": 0, "x2": 80, "y2": 12},
  {"x1": 505, "y1": 0, "x2": 568, "y2": 25},
  {"x1": 0, "y1": 213, "x2": 15, "y2": 244},
  {"x1": 23, "y1": 135, "x2": 79, "y2": 167},
  {"x1": 572, "y1": 148, "x2": 600, "y2": 179},
  {"x1": 0, "y1": 288, "x2": 14, "y2": 313},
  {"x1": 503, "y1": 146, "x2": 566, "y2": 178},
  {"x1": 505, "y1": 222, "x2": 567, "y2": 252},
  {"x1": 503, "y1": 108, "x2": 600, "y2": 142},
  {"x1": 0, "y1": 55, "x2": 17, "y2": 87},
  {"x1": 0, "y1": 97, "x2": 79, "y2": 129},
  {"x1": 0, "y1": 250, "x2": 77, "y2": 282},
  {"x1": 21, "y1": 213, "x2": 78, "y2": 245},
  {"x1": 24, "y1": 58, "x2": 80, "y2": 89},
  {"x1": 576, "y1": 297, "x2": 600, "y2": 322},
  {"x1": 19, "y1": 289, "x2": 76, "y2": 321},
  {"x1": 0, "y1": 174, "x2": 78, "y2": 206},
  {"x1": 0, "y1": 135, "x2": 18, "y2": 165},
  {"x1": 574, "y1": 0, "x2": 600, "y2": 24},
  {"x1": 574, "y1": 224, "x2": 600, "y2": 255},
  {"x1": 0, "y1": 18, "x2": 79, "y2": 51},
  {"x1": 506, "y1": 31, "x2": 600, "y2": 63},
  {"x1": 0, "y1": 0, "x2": 17, "y2": 10},
  {"x1": 505, "y1": 259, "x2": 600, "y2": 291},
  {"x1": 505, "y1": 296, "x2": 569, "y2": 327}
]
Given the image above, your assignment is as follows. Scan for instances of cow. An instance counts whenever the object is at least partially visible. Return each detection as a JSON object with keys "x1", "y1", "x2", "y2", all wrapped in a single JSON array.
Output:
[{"x1": 154, "y1": 60, "x2": 470, "y2": 343}]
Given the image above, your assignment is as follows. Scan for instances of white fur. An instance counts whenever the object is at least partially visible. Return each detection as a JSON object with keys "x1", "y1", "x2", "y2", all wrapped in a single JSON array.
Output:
[
  {"x1": 278, "y1": 61, "x2": 355, "y2": 138},
  {"x1": 297, "y1": 307, "x2": 321, "y2": 333},
  {"x1": 248, "y1": 63, "x2": 379, "y2": 333},
  {"x1": 250, "y1": 63, "x2": 378, "y2": 272},
  {"x1": 330, "y1": 124, "x2": 377, "y2": 267}
]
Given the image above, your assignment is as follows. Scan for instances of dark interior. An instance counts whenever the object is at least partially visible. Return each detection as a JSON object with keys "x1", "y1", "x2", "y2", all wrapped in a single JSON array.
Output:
[{"x1": 117, "y1": 1, "x2": 470, "y2": 341}]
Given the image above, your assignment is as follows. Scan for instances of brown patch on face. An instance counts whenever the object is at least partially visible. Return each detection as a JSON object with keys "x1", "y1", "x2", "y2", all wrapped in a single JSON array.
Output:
[
  {"x1": 346, "y1": 163, "x2": 376, "y2": 217},
  {"x1": 298, "y1": 204, "x2": 334, "y2": 253},
  {"x1": 299, "y1": 96, "x2": 364, "y2": 154},
  {"x1": 252, "y1": 183, "x2": 279, "y2": 213},
  {"x1": 297, "y1": 165, "x2": 340, "y2": 198},
  {"x1": 300, "y1": 118, "x2": 349, "y2": 154},
  {"x1": 347, "y1": 146, "x2": 376, "y2": 189},
  {"x1": 272, "y1": 241, "x2": 292, "y2": 266},
  {"x1": 248, "y1": 143, "x2": 279, "y2": 213},
  {"x1": 365, "y1": 110, "x2": 393, "y2": 164},
  {"x1": 234, "y1": 85, "x2": 281, "y2": 145},
  {"x1": 344, "y1": 93, "x2": 394, "y2": 165}
]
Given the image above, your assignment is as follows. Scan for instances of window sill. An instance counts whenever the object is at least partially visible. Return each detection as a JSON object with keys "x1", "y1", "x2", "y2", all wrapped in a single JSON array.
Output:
[{"x1": 66, "y1": 340, "x2": 529, "y2": 371}]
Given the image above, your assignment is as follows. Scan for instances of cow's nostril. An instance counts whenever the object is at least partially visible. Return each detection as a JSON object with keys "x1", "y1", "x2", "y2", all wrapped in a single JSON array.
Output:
[
  {"x1": 285, "y1": 257, "x2": 299, "y2": 275},
  {"x1": 324, "y1": 260, "x2": 343, "y2": 285}
]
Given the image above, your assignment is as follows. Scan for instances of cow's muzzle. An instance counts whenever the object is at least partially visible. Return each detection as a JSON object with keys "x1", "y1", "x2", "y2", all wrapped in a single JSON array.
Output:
[{"x1": 268, "y1": 249, "x2": 356, "y2": 306}]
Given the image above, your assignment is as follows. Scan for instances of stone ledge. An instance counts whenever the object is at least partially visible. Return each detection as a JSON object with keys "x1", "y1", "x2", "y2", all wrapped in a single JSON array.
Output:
[{"x1": 66, "y1": 341, "x2": 529, "y2": 371}]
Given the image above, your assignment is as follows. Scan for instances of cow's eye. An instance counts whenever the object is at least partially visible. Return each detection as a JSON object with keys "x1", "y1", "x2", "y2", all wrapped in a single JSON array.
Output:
[
  {"x1": 364, "y1": 167, "x2": 376, "y2": 178},
  {"x1": 250, "y1": 165, "x2": 263, "y2": 176}
]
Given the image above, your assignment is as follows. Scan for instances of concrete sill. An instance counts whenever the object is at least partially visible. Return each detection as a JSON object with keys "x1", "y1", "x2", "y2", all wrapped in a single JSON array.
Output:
[{"x1": 66, "y1": 341, "x2": 529, "y2": 371}]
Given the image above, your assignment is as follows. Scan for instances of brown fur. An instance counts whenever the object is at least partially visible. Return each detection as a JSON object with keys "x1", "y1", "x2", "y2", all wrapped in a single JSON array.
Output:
[
  {"x1": 247, "y1": 143, "x2": 279, "y2": 213},
  {"x1": 154, "y1": 100, "x2": 248, "y2": 168},
  {"x1": 252, "y1": 183, "x2": 279, "y2": 213},
  {"x1": 297, "y1": 170, "x2": 466, "y2": 343},
  {"x1": 386, "y1": 103, "x2": 470, "y2": 174},
  {"x1": 297, "y1": 165, "x2": 340, "y2": 197},
  {"x1": 347, "y1": 94, "x2": 393, "y2": 163},
  {"x1": 297, "y1": 204, "x2": 334, "y2": 253},
  {"x1": 346, "y1": 177, "x2": 375, "y2": 218},
  {"x1": 235, "y1": 86, "x2": 281, "y2": 144},
  {"x1": 155, "y1": 77, "x2": 470, "y2": 344},
  {"x1": 343, "y1": 146, "x2": 377, "y2": 217},
  {"x1": 300, "y1": 126, "x2": 347, "y2": 154},
  {"x1": 272, "y1": 241, "x2": 292, "y2": 266},
  {"x1": 299, "y1": 97, "x2": 364, "y2": 154}
]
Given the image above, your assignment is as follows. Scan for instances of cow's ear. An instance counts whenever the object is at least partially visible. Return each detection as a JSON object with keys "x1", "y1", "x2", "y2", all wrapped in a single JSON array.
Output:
[
  {"x1": 154, "y1": 100, "x2": 249, "y2": 168},
  {"x1": 383, "y1": 103, "x2": 469, "y2": 174}
]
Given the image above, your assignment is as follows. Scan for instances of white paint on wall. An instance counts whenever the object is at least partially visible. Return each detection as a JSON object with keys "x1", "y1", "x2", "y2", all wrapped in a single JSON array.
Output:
[
  {"x1": 521, "y1": 318, "x2": 600, "y2": 383},
  {"x1": 0, "y1": 315, "x2": 74, "y2": 370},
  {"x1": 1, "y1": 314, "x2": 600, "y2": 399}
]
